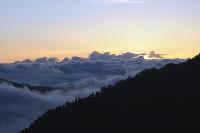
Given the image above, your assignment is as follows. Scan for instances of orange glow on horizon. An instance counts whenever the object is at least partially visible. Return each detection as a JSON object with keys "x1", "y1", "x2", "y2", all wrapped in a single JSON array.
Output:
[{"x1": 0, "y1": 49, "x2": 198, "y2": 63}]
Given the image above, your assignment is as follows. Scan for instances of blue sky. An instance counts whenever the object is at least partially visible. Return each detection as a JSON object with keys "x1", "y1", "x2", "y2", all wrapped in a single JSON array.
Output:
[{"x1": 0, "y1": 0, "x2": 200, "y2": 62}]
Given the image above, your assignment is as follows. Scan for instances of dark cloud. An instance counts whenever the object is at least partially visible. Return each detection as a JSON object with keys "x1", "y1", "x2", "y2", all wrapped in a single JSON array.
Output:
[
  {"x1": 89, "y1": 51, "x2": 139, "y2": 60},
  {"x1": 35, "y1": 57, "x2": 48, "y2": 63},
  {"x1": 148, "y1": 51, "x2": 167, "y2": 59},
  {"x1": 89, "y1": 51, "x2": 113, "y2": 60},
  {"x1": 22, "y1": 59, "x2": 32, "y2": 63},
  {"x1": 71, "y1": 56, "x2": 85, "y2": 61},
  {"x1": 62, "y1": 57, "x2": 70, "y2": 62},
  {"x1": 48, "y1": 57, "x2": 59, "y2": 62}
]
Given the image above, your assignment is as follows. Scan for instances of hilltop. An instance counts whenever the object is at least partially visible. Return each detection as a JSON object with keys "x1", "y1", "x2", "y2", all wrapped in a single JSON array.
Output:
[{"x1": 21, "y1": 54, "x2": 200, "y2": 132}]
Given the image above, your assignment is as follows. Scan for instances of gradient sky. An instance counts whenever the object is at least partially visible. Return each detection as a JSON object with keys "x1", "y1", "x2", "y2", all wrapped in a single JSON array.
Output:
[{"x1": 0, "y1": 0, "x2": 200, "y2": 62}]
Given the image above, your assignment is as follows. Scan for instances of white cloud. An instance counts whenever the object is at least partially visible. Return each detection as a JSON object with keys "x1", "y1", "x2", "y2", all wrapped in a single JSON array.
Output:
[
  {"x1": 0, "y1": 51, "x2": 183, "y2": 86},
  {"x1": 0, "y1": 83, "x2": 71, "y2": 133},
  {"x1": 0, "y1": 51, "x2": 184, "y2": 133}
]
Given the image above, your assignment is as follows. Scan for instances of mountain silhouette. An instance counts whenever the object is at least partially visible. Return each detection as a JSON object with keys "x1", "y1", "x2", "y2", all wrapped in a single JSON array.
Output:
[
  {"x1": 0, "y1": 79, "x2": 58, "y2": 93},
  {"x1": 21, "y1": 54, "x2": 200, "y2": 133}
]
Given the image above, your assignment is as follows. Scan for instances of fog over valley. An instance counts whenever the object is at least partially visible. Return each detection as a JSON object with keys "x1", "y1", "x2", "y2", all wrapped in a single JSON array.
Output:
[{"x1": 0, "y1": 51, "x2": 184, "y2": 133}]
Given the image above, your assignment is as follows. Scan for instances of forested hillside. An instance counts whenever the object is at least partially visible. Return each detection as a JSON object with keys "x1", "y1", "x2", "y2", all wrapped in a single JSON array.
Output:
[{"x1": 21, "y1": 54, "x2": 200, "y2": 133}]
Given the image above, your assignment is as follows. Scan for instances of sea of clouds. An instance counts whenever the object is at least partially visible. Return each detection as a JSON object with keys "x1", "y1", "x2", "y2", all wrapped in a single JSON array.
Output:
[{"x1": 0, "y1": 51, "x2": 184, "y2": 133}]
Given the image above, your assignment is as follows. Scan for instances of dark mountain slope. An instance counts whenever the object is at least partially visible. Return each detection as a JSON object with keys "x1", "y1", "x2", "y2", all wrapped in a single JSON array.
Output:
[{"x1": 21, "y1": 54, "x2": 200, "y2": 133}]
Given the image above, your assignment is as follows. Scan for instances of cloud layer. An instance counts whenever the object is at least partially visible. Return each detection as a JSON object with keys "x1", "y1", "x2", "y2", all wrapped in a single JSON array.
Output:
[
  {"x1": 0, "y1": 51, "x2": 179, "y2": 86},
  {"x1": 0, "y1": 83, "x2": 70, "y2": 133},
  {"x1": 0, "y1": 51, "x2": 184, "y2": 133}
]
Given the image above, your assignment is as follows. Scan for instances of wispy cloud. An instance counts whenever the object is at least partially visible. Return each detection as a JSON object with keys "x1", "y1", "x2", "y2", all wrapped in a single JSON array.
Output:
[{"x1": 93, "y1": 0, "x2": 147, "y2": 4}]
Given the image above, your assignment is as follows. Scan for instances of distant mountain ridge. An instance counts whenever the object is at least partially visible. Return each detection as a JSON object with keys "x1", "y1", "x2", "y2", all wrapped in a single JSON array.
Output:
[
  {"x1": 0, "y1": 79, "x2": 58, "y2": 93},
  {"x1": 21, "y1": 54, "x2": 200, "y2": 133}
]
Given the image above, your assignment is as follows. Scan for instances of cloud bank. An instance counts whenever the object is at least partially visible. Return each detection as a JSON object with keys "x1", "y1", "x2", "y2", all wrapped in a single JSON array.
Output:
[
  {"x1": 0, "y1": 51, "x2": 179, "y2": 86},
  {"x1": 0, "y1": 51, "x2": 184, "y2": 133},
  {"x1": 0, "y1": 83, "x2": 69, "y2": 133},
  {"x1": 0, "y1": 77, "x2": 121, "y2": 133}
]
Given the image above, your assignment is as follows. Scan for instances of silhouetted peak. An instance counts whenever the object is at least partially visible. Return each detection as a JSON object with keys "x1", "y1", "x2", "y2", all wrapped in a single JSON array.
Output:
[
  {"x1": 21, "y1": 53, "x2": 200, "y2": 133},
  {"x1": 191, "y1": 53, "x2": 200, "y2": 61}
]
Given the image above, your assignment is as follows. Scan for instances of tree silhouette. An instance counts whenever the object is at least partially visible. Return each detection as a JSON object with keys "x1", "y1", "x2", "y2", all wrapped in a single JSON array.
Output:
[{"x1": 21, "y1": 54, "x2": 200, "y2": 133}]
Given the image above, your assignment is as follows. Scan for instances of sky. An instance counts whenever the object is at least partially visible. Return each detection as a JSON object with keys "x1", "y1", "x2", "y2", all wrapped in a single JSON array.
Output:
[{"x1": 0, "y1": 0, "x2": 200, "y2": 62}]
